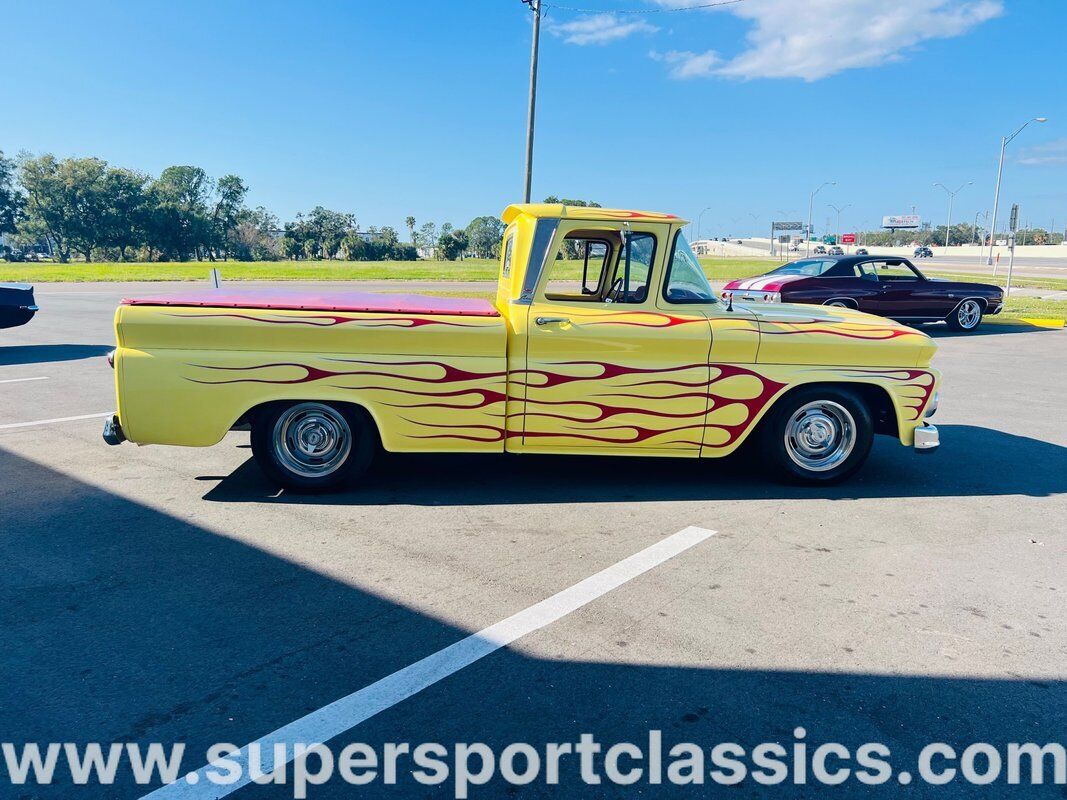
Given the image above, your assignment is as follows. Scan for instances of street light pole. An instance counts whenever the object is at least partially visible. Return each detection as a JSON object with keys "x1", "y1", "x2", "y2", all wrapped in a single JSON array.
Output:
[
  {"x1": 697, "y1": 206, "x2": 712, "y2": 241},
  {"x1": 933, "y1": 181, "x2": 972, "y2": 248},
  {"x1": 522, "y1": 0, "x2": 541, "y2": 204},
  {"x1": 807, "y1": 181, "x2": 835, "y2": 257},
  {"x1": 828, "y1": 203, "x2": 850, "y2": 247},
  {"x1": 986, "y1": 117, "x2": 1047, "y2": 266}
]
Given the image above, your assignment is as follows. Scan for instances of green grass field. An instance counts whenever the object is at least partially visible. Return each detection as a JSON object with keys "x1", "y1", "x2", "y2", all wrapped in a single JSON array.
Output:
[
  {"x1": 2, "y1": 257, "x2": 1063, "y2": 320},
  {"x1": 0, "y1": 257, "x2": 775, "y2": 284}
]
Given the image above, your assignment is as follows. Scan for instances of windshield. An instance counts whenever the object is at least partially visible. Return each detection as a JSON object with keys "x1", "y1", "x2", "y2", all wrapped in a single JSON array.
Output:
[
  {"x1": 767, "y1": 259, "x2": 837, "y2": 277},
  {"x1": 664, "y1": 233, "x2": 717, "y2": 303}
]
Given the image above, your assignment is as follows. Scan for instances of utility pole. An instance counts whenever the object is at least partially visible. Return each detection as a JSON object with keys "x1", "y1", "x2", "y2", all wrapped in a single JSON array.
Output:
[{"x1": 522, "y1": 0, "x2": 541, "y2": 204}]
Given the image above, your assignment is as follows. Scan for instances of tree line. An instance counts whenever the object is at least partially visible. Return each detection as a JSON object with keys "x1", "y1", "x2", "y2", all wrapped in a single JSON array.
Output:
[
  {"x1": 0, "y1": 150, "x2": 509, "y2": 263},
  {"x1": 856, "y1": 222, "x2": 1063, "y2": 247}
]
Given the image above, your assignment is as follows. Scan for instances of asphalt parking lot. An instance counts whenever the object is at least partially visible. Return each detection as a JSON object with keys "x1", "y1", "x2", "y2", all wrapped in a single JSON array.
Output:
[{"x1": 2, "y1": 284, "x2": 1065, "y2": 798}]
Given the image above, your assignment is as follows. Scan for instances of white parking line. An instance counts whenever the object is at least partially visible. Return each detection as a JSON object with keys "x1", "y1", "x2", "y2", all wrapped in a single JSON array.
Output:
[
  {"x1": 142, "y1": 525, "x2": 716, "y2": 799},
  {"x1": 0, "y1": 412, "x2": 111, "y2": 430},
  {"x1": 0, "y1": 376, "x2": 50, "y2": 384}
]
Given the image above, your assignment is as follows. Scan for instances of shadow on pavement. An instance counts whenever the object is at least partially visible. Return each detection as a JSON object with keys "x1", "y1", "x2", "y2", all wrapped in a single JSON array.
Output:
[
  {"x1": 204, "y1": 424, "x2": 1067, "y2": 507},
  {"x1": 0, "y1": 343, "x2": 113, "y2": 366},
  {"x1": 925, "y1": 322, "x2": 1062, "y2": 338},
  {"x1": 3, "y1": 446, "x2": 1064, "y2": 797}
]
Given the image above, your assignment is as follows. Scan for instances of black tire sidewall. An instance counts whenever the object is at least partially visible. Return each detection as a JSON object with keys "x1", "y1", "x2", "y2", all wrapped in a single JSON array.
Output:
[
  {"x1": 251, "y1": 402, "x2": 376, "y2": 493},
  {"x1": 761, "y1": 386, "x2": 874, "y2": 484}
]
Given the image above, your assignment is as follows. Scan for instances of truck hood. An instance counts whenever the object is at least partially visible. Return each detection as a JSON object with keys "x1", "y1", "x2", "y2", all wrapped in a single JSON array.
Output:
[{"x1": 738, "y1": 302, "x2": 937, "y2": 367}]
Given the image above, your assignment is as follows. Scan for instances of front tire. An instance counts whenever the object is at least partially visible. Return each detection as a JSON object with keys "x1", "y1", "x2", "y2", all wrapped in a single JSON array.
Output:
[
  {"x1": 946, "y1": 299, "x2": 983, "y2": 332},
  {"x1": 759, "y1": 387, "x2": 873, "y2": 484},
  {"x1": 251, "y1": 401, "x2": 376, "y2": 493}
]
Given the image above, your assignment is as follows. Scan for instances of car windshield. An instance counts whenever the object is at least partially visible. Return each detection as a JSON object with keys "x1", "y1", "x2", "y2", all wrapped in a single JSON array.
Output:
[{"x1": 767, "y1": 259, "x2": 836, "y2": 277}]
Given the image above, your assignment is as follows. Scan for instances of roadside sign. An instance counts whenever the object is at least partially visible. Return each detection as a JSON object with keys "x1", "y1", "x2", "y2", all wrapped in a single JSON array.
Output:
[
  {"x1": 841, "y1": 233, "x2": 856, "y2": 244},
  {"x1": 882, "y1": 214, "x2": 921, "y2": 229},
  {"x1": 1009, "y1": 203, "x2": 1019, "y2": 233},
  {"x1": 773, "y1": 221, "x2": 804, "y2": 231}
]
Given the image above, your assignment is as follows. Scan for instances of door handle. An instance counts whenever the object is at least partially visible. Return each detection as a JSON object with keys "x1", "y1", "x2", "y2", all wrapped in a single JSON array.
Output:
[{"x1": 535, "y1": 316, "x2": 570, "y2": 326}]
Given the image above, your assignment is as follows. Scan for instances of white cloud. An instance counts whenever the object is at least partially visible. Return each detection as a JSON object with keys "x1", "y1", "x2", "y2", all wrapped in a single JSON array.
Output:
[
  {"x1": 651, "y1": 0, "x2": 1003, "y2": 81},
  {"x1": 547, "y1": 13, "x2": 659, "y2": 46},
  {"x1": 650, "y1": 48, "x2": 722, "y2": 78},
  {"x1": 1017, "y1": 139, "x2": 1067, "y2": 167}
]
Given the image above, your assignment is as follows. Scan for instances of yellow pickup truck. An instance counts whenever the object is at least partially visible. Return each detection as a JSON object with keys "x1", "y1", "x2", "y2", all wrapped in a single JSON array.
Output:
[{"x1": 104, "y1": 204, "x2": 940, "y2": 491}]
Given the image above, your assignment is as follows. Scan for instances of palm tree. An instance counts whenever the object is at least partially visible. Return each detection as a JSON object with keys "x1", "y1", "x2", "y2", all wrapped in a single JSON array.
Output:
[{"x1": 405, "y1": 216, "x2": 417, "y2": 246}]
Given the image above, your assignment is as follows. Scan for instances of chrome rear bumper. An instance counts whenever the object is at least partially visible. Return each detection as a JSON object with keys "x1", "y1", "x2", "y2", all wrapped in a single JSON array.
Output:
[{"x1": 913, "y1": 424, "x2": 939, "y2": 453}]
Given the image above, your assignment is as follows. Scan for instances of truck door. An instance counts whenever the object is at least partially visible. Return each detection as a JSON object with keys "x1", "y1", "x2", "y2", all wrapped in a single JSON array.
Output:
[{"x1": 519, "y1": 223, "x2": 712, "y2": 454}]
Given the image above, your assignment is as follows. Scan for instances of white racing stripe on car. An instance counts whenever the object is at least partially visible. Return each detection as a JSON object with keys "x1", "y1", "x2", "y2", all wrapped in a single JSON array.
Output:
[
  {"x1": 0, "y1": 412, "x2": 111, "y2": 430},
  {"x1": 140, "y1": 525, "x2": 717, "y2": 799}
]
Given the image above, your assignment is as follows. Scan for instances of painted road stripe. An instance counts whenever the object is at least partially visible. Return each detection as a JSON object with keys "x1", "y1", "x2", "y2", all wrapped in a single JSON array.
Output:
[
  {"x1": 0, "y1": 376, "x2": 50, "y2": 385},
  {"x1": 142, "y1": 525, "x2": 716, "y2": 799},
  {"x1": 0, "y1": 412, "x2": 110, "y2": 430}
]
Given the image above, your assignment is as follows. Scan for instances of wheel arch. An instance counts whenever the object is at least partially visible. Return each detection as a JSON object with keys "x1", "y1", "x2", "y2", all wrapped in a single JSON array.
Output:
[
  {"x1": 947, "y1": 295, "x2": 988, "y2": 316},
  {"x1": 822, "y1": 297, "x2": 859, "y2": 309},
  {"x1": 238, "y1": 398, "x2": 384, "y2": 449},
  {"x1": 754, "y1": 380, "x2": 899, "y2": 440}
]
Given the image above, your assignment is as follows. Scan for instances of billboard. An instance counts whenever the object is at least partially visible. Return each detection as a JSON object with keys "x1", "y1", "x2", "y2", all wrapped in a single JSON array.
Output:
[
  {"x1": 841, "y1": 233, "x2": 856, "y2": 244},
  {"x1": 882, "y1": 215, "x2": 921, "y2": 229}
]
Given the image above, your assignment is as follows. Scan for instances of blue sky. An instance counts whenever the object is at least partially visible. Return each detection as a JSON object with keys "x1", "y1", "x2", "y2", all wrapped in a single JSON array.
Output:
[{"x1": 3, "y1": 0, "x2": 1064, "y2": 238}]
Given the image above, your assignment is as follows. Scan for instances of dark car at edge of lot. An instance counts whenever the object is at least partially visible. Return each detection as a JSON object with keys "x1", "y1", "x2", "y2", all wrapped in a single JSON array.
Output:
[
  {"x1": 721, "y1": 256, "x2": 1003, "y2": 332},
  {"x1": 0, "y1": 283, "x2": 38, "y2": 329}
]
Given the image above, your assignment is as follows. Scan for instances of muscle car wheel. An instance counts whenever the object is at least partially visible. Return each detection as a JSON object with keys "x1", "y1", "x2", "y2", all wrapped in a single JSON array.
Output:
[
  {"x1": 760, "y1": 387, "x2": 873, "y2": 484},
  {"x1": 947, "y1": 299, "x2": 983, "y2": 331},
  {"x1": 251, "y1": 401, "x2": 375, "y2": 493}
]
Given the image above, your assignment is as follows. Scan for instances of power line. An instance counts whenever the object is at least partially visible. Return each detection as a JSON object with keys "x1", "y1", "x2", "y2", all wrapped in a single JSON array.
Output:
[{"x1": 539, "y1": 0, "x2": 743, "y2": 14}]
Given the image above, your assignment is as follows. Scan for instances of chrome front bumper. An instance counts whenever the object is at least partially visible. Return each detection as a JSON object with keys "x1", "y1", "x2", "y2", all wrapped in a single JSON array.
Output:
[{"x1": 913, "y1": 423, "x2": 939, "y2": 453}]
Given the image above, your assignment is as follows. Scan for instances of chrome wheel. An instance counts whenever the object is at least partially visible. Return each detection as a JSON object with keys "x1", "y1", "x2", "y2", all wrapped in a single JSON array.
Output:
[
  {"x1": 784, "y1": 400, "x2": 857, "y2": 473},
  {"x1": 272, "y1": 402, "x2": 352, "y2": 478},
  {"x1": 957, "y1": 300, "x2": 982, "y2": 329},
  {"x1": 826, "y1": 301, "x2": 849, "y2": 308}
]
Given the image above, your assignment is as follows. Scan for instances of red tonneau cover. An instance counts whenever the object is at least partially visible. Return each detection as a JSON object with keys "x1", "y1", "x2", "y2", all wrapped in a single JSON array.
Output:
[{"x1": 121, "y1": 288, "x2": 501, "y2": 318}]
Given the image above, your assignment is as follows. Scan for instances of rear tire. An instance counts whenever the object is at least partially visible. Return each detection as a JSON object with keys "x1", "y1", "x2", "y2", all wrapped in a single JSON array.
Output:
[
  {"x1": 759, "y1": 386, "x2": 873, "y2": 485},
  {"x1": 251, "y1": 401, "x2": 376, "y2": 493},
  {"x1": 945, "y1": 299, "x2": 983, "y2": 332}
]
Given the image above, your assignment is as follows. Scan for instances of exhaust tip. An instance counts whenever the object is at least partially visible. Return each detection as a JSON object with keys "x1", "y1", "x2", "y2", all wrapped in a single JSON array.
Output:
[{"x1": 102, "y1": 414, "x2": 126, "y2": 446}]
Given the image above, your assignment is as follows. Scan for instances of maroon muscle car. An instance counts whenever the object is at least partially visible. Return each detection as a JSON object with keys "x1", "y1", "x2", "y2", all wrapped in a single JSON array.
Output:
[{"x1": 721, "y1": 256, "x2": 1003, "y2": 332}]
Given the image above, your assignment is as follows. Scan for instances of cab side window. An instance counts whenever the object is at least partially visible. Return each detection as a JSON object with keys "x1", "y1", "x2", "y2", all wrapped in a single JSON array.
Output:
[
  {"x1": 542, "y1": 231, "x2": 656, "y2": 304},
  {"x1": 543, "y1": 236, "x2": 613, "y2": 301},
  {"x1": 610, "y1": 233, "x2": 655, "y2": 304}
]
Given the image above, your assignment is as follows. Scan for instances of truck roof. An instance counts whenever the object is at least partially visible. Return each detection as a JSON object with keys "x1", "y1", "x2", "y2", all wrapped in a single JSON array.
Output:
[{"x1": 501, "y1": 203, "x2": 685, "y2": 225}]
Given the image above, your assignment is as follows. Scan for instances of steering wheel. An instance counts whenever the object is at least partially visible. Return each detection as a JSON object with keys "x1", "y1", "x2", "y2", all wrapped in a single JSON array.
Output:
[{"x1": 605, "y1": 277, "x2": 624, "y2": 303}]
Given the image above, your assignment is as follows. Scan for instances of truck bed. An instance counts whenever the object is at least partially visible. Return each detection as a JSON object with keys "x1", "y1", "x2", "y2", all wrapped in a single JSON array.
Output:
[{"x1": 113, "y1": 288, "x2": 508, "y2": 451}]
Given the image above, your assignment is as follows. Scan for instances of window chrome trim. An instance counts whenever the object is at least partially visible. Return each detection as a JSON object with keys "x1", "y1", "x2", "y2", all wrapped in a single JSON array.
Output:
[{"x1": 516, "y1": 218, "x2": 560, "y2": 305}]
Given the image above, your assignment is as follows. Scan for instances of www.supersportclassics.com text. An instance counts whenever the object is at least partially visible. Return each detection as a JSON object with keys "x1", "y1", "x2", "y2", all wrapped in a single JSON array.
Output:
[{"x1": 4, "y1": 730, "x2": 1065, "y2": 798}]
